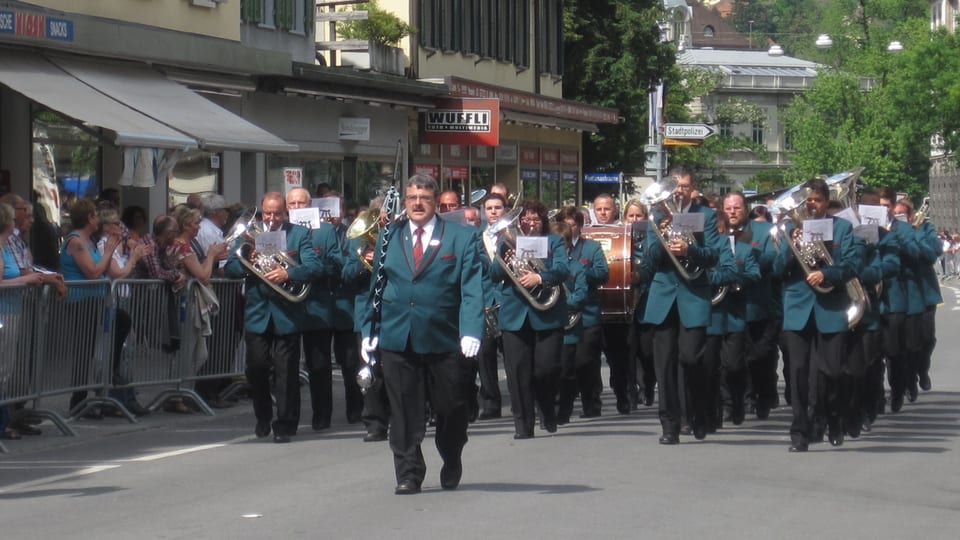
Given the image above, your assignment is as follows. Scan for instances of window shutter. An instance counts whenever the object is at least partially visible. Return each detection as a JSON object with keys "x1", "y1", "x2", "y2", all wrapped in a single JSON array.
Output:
[
  {"x1": 241, "y1": 0, "x2": 263, "y2": 23},
  {"x1": 304, "y1": 0, "x2": 314, "y2": 35},
  {"x1": 276, "y1": 0, "x2": 294, "y2": 30}
]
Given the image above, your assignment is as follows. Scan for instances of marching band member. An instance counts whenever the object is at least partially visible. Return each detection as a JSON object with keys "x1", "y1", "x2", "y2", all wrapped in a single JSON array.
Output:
[
  {"x1": 706, "y1": 209, "x2": 760, "y2": 430},
  {"x1": 877, "y1": 188, "x2": 912, "y2": 414},
  {"x1": 641, "y1": 166, "x2": 727, "y2": 444},
  {"x1": 224, "y1": 192, "x2": 322, "y2": 443},
  {"x1": 907, "y1": 200, "x2": 942, "y2": 395},
  {"x1": 552, "y1": 221, "x2": 589, "y2": 424},
  {"x1": 491, "y1": 199, "x2": 568, "y2": 439},
  {"x1": 589, "y1": 194, "x2": 633, "y2": 414},
  {"x1": 360, "y1": 175, "x2": 483, "y2": 495},
  {"x1": 627, "y1": 201, "x2": 657, "y2": 407},
  {"x1": 722, "y1": 192, "x2": 780, "y2": 419},
  {"x1": 554, "y1": 206, "x2": 609, "y2": 421},
  {"x1": 285, "y1": 188, "x2": 347, "y2": 431},
  {"x1": 774, "y1": 178, "x2": 857, "y2": 451},
  {"x1": 478, "y1": 193, "x2": 509, "y2": 419}
]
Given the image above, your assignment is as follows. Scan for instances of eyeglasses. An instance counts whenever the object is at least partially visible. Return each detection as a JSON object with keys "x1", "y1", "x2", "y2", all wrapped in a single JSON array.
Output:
[{"x1": 405, "y1": 195, "x2": 435, "y2": 203}]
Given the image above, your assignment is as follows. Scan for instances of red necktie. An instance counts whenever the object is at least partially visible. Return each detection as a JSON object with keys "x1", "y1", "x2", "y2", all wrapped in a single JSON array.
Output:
[{"x1": 413, "y1": 227, "x2": 424, "y2": 269}]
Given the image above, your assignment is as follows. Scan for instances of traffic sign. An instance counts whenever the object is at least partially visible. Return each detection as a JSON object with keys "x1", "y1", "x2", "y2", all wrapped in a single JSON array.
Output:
[
  {"x1": 663, "y1": 138, "x2": 702, "y2": 147},
  {"x1": 664, "y1": 123, "x2": 716, "y2": 140}
]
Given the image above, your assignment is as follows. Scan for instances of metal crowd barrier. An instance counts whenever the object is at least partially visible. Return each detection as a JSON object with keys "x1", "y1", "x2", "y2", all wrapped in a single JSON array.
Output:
[{"x1": 0, "y1": 278, "x2": 247, "y2": 452}]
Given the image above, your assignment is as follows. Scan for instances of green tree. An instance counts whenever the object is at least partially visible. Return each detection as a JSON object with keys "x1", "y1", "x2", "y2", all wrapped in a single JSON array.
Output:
[
  {"x1": 562, "y1": 0, "x2": 673, "y2": 174},
  {"x1": 338, "y1": 1, "x2": 414, "y2": 46}
]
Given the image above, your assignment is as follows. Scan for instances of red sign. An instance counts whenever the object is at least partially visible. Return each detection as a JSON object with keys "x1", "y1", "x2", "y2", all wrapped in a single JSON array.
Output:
[
  {"x1": 443, "y1": 165, "x2": 469, "y2": 180},
  {"x1": 414, "y1": 164, "x2": 440, "y2": 179},
  {"x1": 519, "y1": 145, "x2": 540, "y2": 165},
  {"x1": 542, "y1": 148, "x2": 560, "y2": 166},
  {"x1": 420, "y1": 98, "x2": 500, "y2": 146}
]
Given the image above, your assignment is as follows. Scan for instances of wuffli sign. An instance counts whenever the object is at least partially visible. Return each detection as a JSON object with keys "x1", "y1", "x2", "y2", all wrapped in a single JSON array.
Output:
[{"x1": 420, "y1": 98, "x2": 500, "y2": 146}]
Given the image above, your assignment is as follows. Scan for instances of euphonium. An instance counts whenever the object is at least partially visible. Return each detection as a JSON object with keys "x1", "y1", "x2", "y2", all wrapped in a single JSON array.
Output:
[
  {"x1": 487, "y1": 208, "x2": 561, "y2": 311},
  {"x1": 345, "y1": 208, "x2": 381, "y2": 271},
  {"x1": 227, "y1": 208, "x2": 311, "y2": 303},
  {"x1": 639, "y1": 177, "x2": 704, "y2": 281},
  {"x1": 913, "y1": 196, "x2": 930, "y2": 227}
]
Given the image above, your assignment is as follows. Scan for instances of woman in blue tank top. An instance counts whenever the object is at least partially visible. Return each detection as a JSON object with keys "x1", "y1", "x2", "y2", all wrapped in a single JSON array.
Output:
[{"x1": 60, "y1": 199, "x2": 119, "y2": 281}]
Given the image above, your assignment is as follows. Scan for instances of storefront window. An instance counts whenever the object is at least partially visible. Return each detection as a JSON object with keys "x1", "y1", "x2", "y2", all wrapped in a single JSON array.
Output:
[
  {"x1": 169, "y1": 149, "x2": 220, "y2": 208},
  {"x1": 267, "y1": 154, "x2": 343, "y2": 199},
  {"x1": 32, "y1": 108, "x2": 102, "y2": 226}
]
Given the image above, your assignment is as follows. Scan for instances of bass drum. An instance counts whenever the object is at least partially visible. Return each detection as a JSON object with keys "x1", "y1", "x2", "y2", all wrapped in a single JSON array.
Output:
[{"x1": 581, "y1": 225, "x2": 633, "y2": 323}]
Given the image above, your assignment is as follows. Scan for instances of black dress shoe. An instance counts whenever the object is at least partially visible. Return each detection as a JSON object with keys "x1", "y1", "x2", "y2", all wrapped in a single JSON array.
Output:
[
  {"x1": 513, "y1": 432, "x2": 533, "y2": 440},
  {"x1": 578, "y1": 411, "x2": 601, "y2": 419},
  {"x1": 616, "y1": 400, "x2": 631, "y2": 415},
  {"x1": 788, "y1": 442, "x2": 808, "y2": 452},
  {"x1": 440, "y1": 461, "x2": 463, "y2": 490},
  {"x1": 346, "y1": 412, "x2": 363, "y2": 424},
  {"x1": 478, "y1": 410, "x2": 501, "y2": 420},
  {"x1": 693, "y1": 423, "x2": 707, "y2": 441},
  {"x1": 755, "y1": 402, "x2": 770, "y2": 420},
  {"x1": 679, "y1": 424, "x2": 692, "y2": 436},
  {"x1": 273, "y1": 433, "x2": 291, "y2": 443},
  {"x1": 829, "y1": 430, "x2": 844, "y2": 447},
  {"x1": 394, "y1": 480, "x2": 421, "y2": 495},
  {"x1": 542, "y1": 419, "x2": 558, "y2": 434},
  {"x1": 311, "y1": 419, "x2": 331, "y2": 431},
  {"x1": 907, "y1": 383, "x2": 918, "y2": 403},
  {"x1": 919, "y1": 373, "x2": 932, "y2": 391},
  {"x1": 556, "y1": 415, "x2": 570, "y2": 426},
  {"x1": 363, "y1": 431, "x2": 388, "y2": 442},
  {"x1": 659, "y1": 434, "x2": 679, "y2": 445},
  {"x1": 643, "y1": 394, "x2": 655, "y2": 407},
  {"x1": 890, "y1": 394, "x2": 904, "y2": 413},
  {"x1": 255, "y1": 421, "x2": 271, "y2": 438}
]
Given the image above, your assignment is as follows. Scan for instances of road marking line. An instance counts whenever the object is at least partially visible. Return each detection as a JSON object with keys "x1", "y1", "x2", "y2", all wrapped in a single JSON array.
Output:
[
  {"x1": 125, "y1": 435, "x2": 249, "y2": 462},
  {"x1": 0, "y1": 465, "x2": 121, "y2": 494}
]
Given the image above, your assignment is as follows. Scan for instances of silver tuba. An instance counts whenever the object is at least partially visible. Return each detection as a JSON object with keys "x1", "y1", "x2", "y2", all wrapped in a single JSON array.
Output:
[
  {"x1": 913, "y1": 196, "x2": 930, "y2": 227},
  {"x1": 639, "y1": 177, "x2": 704, "y2": 281},
  {"x1": 487, "y1": 208, "x2": 562, "y2": 311},
  {"x1": 226, "y1": 207, "x2": 311, "y2": 303}
]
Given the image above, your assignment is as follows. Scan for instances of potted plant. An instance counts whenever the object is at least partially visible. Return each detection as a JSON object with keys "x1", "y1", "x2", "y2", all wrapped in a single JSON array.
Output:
[{"x1": 337, "y1": 1, "x2": 414, "y2": 74}]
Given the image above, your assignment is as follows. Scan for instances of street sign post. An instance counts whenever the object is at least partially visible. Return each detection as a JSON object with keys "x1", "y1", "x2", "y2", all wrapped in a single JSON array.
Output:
[{"x1": 664, "y1": 123, "x2": 716, "y2": 140}]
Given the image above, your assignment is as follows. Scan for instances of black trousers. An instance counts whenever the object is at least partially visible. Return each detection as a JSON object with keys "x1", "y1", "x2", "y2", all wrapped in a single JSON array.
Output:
[
  {"x1": 333, "y1": 329, "x2": 364, "y2": 421},
  {"x1": 781, "y1": 317, "x2": 845, "y2": 445},
  {"x1": 883, "y1": 312, "x2": 909, "y2": 398},
  {"x1": 576, "y1": 324, "x2": 604, "y2": 415},
  {"x1": 631, "y1": 322, "x2": 656, "y2": 402},
  {"x1": 478, "y1": 335, "x2": 502, "y2": 413},
  {"x1": 357, "y1": 332, "x2": 390, "y2": 436},
  {"x1": 652, "y1": 305, "x2": 706, "y2": 436},
  {"x1": 601, "y1": 322, "x2": 631, "y2": 405},
  {"x1": 918, "y1": 306, "x2": 937, "y2": 380},
  {"x1": 302, "y1": 329, "x2": 334, "y2": 426},
  {"x1": 719, "y1": 331, "x2": 747, "y2": 421},
  {"x1": 245, "y1": 328, "x2": 301, "y2": 437},
  {"x1": 501, "y1": 325, "x2": 562, "y2": 436},
  {"x1": 380, "y1": 346, "x2": 473, "y2": 485},
  {"x1": 745, "y1": 318, "x2": 781, "y2": 408}
]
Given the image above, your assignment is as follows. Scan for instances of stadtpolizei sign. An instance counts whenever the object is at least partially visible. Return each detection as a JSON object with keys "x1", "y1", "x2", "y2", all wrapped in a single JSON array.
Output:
[{"x1": 420, "y1": 98, "x2": 500, "y2": 146}]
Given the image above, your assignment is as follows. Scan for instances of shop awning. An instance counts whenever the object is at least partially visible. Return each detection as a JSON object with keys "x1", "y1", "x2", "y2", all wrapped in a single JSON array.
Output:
[
  {"x1": 50, "y1": 55, "x2": 298, "y2": 153},
  {"x1": 0, "y1": 52, "x2": 197, "y2": 150},
  {"x1": 500, "y1": 110, "x2": 598, "y2": 133}
]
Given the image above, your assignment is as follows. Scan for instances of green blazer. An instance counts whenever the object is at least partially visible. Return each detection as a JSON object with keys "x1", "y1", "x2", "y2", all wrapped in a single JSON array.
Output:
[
  {"x1": 641, "y1": 204, "x2": 725, "y2": 329},
  {"x1": 737, "y1": 220, "x2": 778, "y2": 322},
  {"x1": 490, "y1": 233, "x2": 569, "y2": 331},
  {"x1": 915, "y1": 221, "x2": 943, "y2": 307},
  {"x1": 300, "y1": 222, "x2": 345, "y2": 331},
  {"x1": 707, "y1": 240, "x2": 761, "y2": 336},
  {"x1": 774, "y1": 216, "x2": 857, "y2": 334},
  {"x1": 224, "y1": 222, "x2": 321, "y2": 336},
  {"x1": 878, "y1": 225, "x2": 907, "y2": 315},
  {"x1": 361, "y1": 216, "x2": 484, "y2": 353},
  {"x1": 568, "y1": 237, "x2": 609, "y2": 328}
]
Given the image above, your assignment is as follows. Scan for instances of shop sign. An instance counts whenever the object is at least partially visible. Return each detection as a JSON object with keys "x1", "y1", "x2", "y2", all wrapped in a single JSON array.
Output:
[
  {"x1": 339, "y1": 117, "x2": 370, "y2": 141},
  {"x1": 584, "y1": 173, "x2": 622, "y2": 184},
  {"x1": 519, "y1": 145, "x2": 540, "y2": 165},
  {"x1": 520, "y1": 169, "x2": 539, "y2": 181},
  {"x1": 443, "y1": 165, "x2": 469, "y2": 180},
  {"x1": 541, "y1": 148, "x2": 560, "y2": 166},
  {"x1": 414, "y1": 164, "x2": 440, "y2": 179},
  {"x1": 495, "y1": 143, "x2": 517, "y2": 163},
  {"x1": 0, "y1": 10, "x2": 74, "y2": 42},
  {"x1": 421, "y1": 98, "x2": 500, "y2": 146},
  {"x1": 282, "y1": 167, "x2": 303, "y2": 194},
  {"x1": 562, "y1": 171, "x2": 578, "y2": 182},
  {"x1": 541, "y1": 170, "x2": 560, "y2": 182},
  {"x1": 559, "y1": 150, "x2": 579, "y2": 166}
]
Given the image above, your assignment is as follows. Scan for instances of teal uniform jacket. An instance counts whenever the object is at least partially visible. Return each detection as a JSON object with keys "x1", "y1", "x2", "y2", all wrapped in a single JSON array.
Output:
[
  {"x1": 707, "y1": 240, "x2": 761, "y2": 336},
  {"x1": 224, "y1": 222, "x2": 321, "y2": 335},
  {"x1": 300, "y1": 223, "x2": 345, "y2": 331},
  {"x1": 562, "y1": 262, "x2": 589, "y2": 345},
  {"x1": 857, "y1": 235, "x2": 886, "y2": 332},
  {"x1": 737, "y1": 220, "x2": 777, "y2": 322},
  {"x1": 641, "y1": 204, "x2": 725, "y2": 329},
  {"x1": 774, "y1": 216, "x2": 857, "y2": 334},
  {"x1": 630, "y1": 221, "x2": 654, "y2": 324},
  {"x1": 915, "y1": 221, "x2": 943, "y2": 307},
  {"x1": 896, "y1": 221, "x2": 927, "y2": 316},
  {"x1": 878, "y1": 225, "x2": 907, "y2": 315},
  {"x1": 490, "y1": 233, "x2": 569, "y2": 332},
  {"x1": 342, "y1": 235, "x2": 374, "y2": 333},
  {"x1": 361, "y1": 216, "x2": 484, "y2": 353},
  {"x1": 568, "y1": 237, "x2": 609, "y2": 329}
]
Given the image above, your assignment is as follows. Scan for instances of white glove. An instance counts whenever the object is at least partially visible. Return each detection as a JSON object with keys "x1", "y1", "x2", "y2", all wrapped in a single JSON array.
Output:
[
  {"x1": 361, "y1": 336, "x2": 379, "y2": 364},
  {"x1": 460, "y1": 336, "x2": 481, "y2": 358}
]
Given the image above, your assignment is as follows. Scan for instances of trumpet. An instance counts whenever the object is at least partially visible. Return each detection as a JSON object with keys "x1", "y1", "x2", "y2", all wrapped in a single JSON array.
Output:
[
  {"x1": 225, "y1": 207, "x2": 311, "y2": 303},
  {"x1": 639, "y1": 177, "x2": 704, "y2": 281},
  {"x1": 488, "y1": 208, "x2": 561, "y2": 311}
]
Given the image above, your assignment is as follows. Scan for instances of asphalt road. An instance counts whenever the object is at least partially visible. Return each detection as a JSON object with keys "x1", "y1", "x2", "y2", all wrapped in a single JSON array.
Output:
[{"x1": 3, "y1": 288, "x2": 960, "y2": 539}]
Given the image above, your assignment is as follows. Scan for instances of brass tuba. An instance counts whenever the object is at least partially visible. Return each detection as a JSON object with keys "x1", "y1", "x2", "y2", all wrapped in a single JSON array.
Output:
[
  {"x1": 345, "y1": 207, "x2": 382, "y2": 271},
  {"x1": 487, "y1": 208, "x2": 561, "y2": 311},
  {"x1": 639, "y1": 177, "x2": 704, "y2": 281},
  {"x1": 226, "y1": 208, "x2": 311, "y2": 303}
]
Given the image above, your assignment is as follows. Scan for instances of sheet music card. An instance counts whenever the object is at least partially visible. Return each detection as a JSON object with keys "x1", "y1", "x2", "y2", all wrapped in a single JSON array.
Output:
[
  {"x1": 289, "y1": 207, "x2": 321, "y2": 229},
  {"x1": 858, "y1": 204, "x2": 889, "y2": 228},
  {"x1": 854, "y1": 224, "x2": 880, "y2": 244},
  {"x1": 255, "y1": 230, "x2": 286, "y2": 253},
  {"x1": 515, "y1": 236, "x2": 549, "y2": 259},
  {"x1": 802, "y1": 219, "x2": 833, "y2": 243},
  {"x1": 312, "y1": 198, "x2": 340, "y2": 219},
  {"x1": 670, "y1": 212, "x2": 704, "y2": 234},
  {"x1": 833, "y1": 208, "x2": 860, "y2": 227}
]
